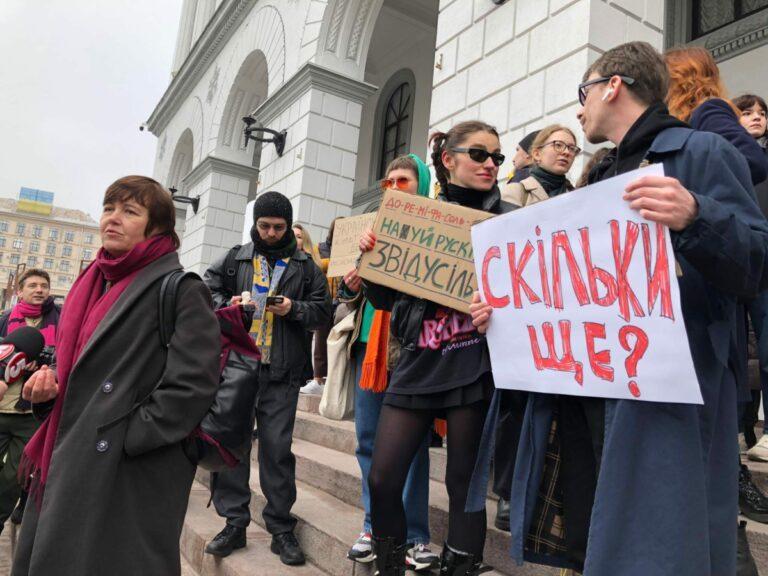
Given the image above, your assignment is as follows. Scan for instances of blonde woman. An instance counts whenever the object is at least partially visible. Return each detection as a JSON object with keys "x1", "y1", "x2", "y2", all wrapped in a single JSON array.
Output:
[
  {"x1": 294, "y1": 223, "x2": 329, "y2": 395},
  {"x1": 292, "y1": 223, "x2": 322, "y2": 267},
  {"x1": 501, "y1": 124, "x2": 580, "y2": 208}
]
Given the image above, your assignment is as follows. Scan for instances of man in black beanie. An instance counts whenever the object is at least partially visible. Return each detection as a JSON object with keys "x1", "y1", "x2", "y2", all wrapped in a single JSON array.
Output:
[
  {"x1": 203, "y1": 191, "x2": 331, "y2": 565},
  {"x1": 508, "y1": 130, "x2": 541, "y2": 184}
]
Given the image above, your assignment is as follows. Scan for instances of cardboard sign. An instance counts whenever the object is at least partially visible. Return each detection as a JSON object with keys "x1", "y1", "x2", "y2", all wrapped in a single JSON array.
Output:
[
  {"x1": 358, "y1": 189, "x2": 492, "y2": 313},
  {"x1": 472, "y1": 165, "x2": 702, "y2": 404},
  {"x1": 326, "y1": 212, "x2": 379, "y2": 278}
]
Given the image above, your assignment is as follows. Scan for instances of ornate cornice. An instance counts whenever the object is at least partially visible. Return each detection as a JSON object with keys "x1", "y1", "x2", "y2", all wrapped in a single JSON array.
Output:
[
  {"x1": 147, "y1": 0, "x2": 257, "y2": 135},
  {"x1": 250, "y1": 62, "x2": 377, "y2": 125},
  {"x1": 702, "y1": 10, "x2": 768, "y2": 61},
  {"x1": 182, "y1": 155, "x2": 260, "y2": 190}
]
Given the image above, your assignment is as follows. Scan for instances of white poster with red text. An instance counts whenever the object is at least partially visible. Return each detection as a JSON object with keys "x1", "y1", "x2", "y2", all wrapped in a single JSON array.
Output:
[{"x1": 472, "y1": 164, "x2": 702, "y2": 404}]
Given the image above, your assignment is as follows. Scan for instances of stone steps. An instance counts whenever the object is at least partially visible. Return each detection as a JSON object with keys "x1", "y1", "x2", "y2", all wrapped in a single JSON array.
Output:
[
  {"x1": 181, "y1": 483, "x2": 328, "y2": 575},
  {"x1": 194, "y1": 463, "x2": 551, "y2": 576},
  {"x1": 182, "y1": 392, "x2": 768, "y2": 576}
]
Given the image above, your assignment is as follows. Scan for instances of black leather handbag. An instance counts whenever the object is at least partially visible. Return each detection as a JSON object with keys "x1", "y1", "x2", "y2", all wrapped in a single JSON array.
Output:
[{"x1": 159, "y1": 270, "x2": 260, "y2": 472}]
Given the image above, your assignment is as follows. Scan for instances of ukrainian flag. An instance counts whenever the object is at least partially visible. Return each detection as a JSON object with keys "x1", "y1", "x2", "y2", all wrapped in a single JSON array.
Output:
[{"x1": 18, "y1": 187, "x2": 54, "y2": 215}]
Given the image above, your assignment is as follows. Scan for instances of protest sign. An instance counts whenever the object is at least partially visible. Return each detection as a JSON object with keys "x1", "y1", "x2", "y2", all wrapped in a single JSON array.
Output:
[
  {"x1": 472, "y1": 165, "x2": 701, "y2": 404},
  {"x1": 326, "y1": 212, "x2": 378, "y2": 278},
  {"x1": 359, "y1": 189, "x2": 492, "y2": 313}
]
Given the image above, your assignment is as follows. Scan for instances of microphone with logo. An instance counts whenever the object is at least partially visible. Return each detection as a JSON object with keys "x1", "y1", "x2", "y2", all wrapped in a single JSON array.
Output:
[{"x1": 0, "y1": 326, "x2": 46, "y2": 410}]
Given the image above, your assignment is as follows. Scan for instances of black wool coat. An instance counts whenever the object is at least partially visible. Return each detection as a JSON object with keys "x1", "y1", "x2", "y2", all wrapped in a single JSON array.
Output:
[{"x1": 12, "y1": 252, "x2": 221, "y2": 576}]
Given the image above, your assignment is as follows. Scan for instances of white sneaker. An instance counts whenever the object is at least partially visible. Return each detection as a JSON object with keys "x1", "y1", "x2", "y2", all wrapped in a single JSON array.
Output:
[
  {"x1": 347, "y1": 532, "x2": 374, "y2": 563},
  {"x1": 300, "y1": 379, "x2": 324, "y2": 395},
  {"x1": 406, "y1": 543, "x2": 439, "y2": 571},
  {"x1": 747, "y1": 434, "x2": 768, "y2": 462}
]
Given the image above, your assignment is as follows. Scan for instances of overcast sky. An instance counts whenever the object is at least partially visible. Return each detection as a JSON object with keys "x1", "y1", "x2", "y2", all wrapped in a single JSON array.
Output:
[{"x1": 0, "y1": 1, "x2": 183, "y2": 221}]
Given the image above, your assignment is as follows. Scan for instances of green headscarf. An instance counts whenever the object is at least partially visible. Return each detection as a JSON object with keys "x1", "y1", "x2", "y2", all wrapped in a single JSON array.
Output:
[{"x1": 408, "y1": 153, "x2": 432, "y2": 198}]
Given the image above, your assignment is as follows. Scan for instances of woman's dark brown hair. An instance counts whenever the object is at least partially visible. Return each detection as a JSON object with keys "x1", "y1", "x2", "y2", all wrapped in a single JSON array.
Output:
[
  {"x1": 429, "y1": 120, "x2": 499, "y2": 191},
  {"x1": 103, "y1": 176, "x2": 180, "y2": 248},
  {"x1": 576, "y1": 147, "x2": 613, "y2": 188},
  {"x1": 733, "y1": 94, "x2": 768, "y2": 115}
]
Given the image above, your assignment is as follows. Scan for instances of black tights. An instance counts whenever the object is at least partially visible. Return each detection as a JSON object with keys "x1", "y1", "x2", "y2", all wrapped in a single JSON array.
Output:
[{"x1": 368, "y1": 400, "x2": 489, "y2": 556}]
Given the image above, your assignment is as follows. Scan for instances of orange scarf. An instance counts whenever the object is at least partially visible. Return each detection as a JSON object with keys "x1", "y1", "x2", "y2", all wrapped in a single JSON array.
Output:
[{"x1": 359, "y1": 310, "x2": 390, "y2": 392}]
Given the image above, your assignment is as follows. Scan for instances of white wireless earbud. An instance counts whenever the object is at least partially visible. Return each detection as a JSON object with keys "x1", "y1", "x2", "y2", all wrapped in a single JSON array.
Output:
[{"x1": 602, "y1": 89, "x2": 614, "y2": 102}]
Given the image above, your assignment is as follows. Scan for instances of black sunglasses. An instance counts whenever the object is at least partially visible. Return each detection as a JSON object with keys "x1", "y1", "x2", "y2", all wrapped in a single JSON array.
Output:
[
  {"x1": 451, "y1": 147, "x2": 505, "y2": 167},
  {"x1": 578, "y1": 75, "x2": 636, "y2": 105}
]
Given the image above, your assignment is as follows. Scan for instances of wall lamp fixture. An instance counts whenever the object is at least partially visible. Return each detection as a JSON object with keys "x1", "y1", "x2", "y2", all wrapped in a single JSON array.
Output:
[
  {"x1": 169, "y1": 187, "x2": 200, "y2": 214},
  {"x1": 243, "y1": 116, "x2": 287, "y2": 156}
]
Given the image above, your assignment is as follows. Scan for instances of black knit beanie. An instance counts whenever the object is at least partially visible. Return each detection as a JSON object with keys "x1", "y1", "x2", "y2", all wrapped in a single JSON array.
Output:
[
  {"x1": 519, "y1": 130, "x2": 541, "y2": 155},
  {"x1": 252, "y1": 191, "x2": 293, "y2": 227}
]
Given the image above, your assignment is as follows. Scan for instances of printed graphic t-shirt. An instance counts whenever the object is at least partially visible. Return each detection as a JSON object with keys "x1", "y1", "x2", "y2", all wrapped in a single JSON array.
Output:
[{"x1": 388, "y1": 304, "x2": 491, "y2": 395}]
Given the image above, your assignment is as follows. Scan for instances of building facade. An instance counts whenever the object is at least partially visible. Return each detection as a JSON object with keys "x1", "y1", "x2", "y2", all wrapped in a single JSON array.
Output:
[
  {"x1": 0, "y1": 197, "x2": 100, "y2": 304},
  {"x1": 148, "y1": 0, "x2": 768, "y2": 275}
]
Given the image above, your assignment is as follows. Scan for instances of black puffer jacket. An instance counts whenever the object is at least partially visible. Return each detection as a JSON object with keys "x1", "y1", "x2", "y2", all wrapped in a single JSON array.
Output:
[
  {"x1": 204, "y1": 243, "x2": 331, "y2": 385},
  {"x1": 363, "y1": 185, "x2": 513, "y2": 349}
]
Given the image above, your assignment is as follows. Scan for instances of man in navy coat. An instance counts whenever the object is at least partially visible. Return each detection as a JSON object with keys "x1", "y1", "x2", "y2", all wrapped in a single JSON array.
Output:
[{"x1": 470, "y1": 41, "x2": 768, "y2": 575}]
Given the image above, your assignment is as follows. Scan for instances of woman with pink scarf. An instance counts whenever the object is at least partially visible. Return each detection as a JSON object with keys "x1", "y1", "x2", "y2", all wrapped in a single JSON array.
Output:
[{"x1": 11, "y1": 176, "x2": 220, "y2": 576}]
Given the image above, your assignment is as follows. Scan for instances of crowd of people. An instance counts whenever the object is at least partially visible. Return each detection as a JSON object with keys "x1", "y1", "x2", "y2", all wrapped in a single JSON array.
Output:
[{"x1": 1, "y1": 40, "x2": 768, "y2": 576}]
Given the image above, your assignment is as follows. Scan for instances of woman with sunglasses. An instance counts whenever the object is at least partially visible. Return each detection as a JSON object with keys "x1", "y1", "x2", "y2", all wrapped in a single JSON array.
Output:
[
  {"x1": 342, "y1": 154, "x2": 438, "y2": 572},
  {"x1": 502, "y1": 124, "x2": 579, "y2": 208},
  {"x1": 359, "y1": 121, "x2": 512, "y2": 576}
]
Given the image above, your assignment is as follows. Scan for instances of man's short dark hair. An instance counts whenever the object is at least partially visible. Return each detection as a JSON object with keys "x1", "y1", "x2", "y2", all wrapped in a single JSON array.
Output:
[
  {"x1": 584, "y1": 41, "x2": 669, "y2": 106},
  {"x1": 18, "y1": 268, "x2": 50, "y2": 290}
]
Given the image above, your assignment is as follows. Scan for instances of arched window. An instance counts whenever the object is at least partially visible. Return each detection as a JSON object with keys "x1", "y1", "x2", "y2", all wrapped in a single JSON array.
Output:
[{"x1": 378, "y1": 81, "x2": 412, "y2": 178}]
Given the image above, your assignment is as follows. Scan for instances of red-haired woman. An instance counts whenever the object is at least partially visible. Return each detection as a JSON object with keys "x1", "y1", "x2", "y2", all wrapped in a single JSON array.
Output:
[
  {"x1": 666, "y1": 48, "x2": 768, "y2": 567},
  {"x1": 665, "y1": 46, "x2": 768, "y2": 185}
]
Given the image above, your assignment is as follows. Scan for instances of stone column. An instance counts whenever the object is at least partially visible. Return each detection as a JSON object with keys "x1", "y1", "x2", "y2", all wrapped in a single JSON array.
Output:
[
  {"x1": 179, "y1": 155, "x2": 259, "y2": 274},
  {"x1": 249, "y1": 63, "x2": 377, "y2": 239}
]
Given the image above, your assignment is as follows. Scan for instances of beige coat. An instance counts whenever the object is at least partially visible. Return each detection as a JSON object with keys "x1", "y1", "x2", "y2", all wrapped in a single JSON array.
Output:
[{"x1": 500, "y1": 175, "x2": 551, "y2": 208}]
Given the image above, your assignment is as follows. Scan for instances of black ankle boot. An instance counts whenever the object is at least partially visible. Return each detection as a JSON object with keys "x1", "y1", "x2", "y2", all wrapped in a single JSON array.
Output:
[
  {"x1": 439, "y1": 543, "x2": 492, "y2": 576},
  {"x1": 739, "y1": 465, "x2": 768, "y2": 523},
  {"x1": 372, "y1": 536, "x2": 407, "y2": 576}
]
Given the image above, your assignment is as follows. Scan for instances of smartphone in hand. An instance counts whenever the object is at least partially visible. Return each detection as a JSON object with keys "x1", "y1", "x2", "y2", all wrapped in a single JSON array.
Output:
[{"x1": 266, "y1": 295, "x2": 284, "y2": 306}]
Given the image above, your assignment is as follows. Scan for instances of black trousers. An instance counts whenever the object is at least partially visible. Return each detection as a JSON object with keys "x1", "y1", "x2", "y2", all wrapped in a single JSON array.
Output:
[{"x1": 211, "y1": 364, "x2": 300, "y2": 535}]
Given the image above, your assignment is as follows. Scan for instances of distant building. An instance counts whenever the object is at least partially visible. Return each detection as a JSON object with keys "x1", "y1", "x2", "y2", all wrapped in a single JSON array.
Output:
[{"x1": 0, "y1": 188, "x2": 101, "y2": 304}]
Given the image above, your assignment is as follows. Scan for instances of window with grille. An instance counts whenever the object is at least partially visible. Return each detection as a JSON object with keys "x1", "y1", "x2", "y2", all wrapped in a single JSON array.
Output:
[
  {"x1": 12, "y1": 239, "x2": 23, "y2": 250},
  {"x1": 44, "y1": 258, "x2": 54, "y2": 269},
  {"x1": 64, "y1": 231, "x2": 75, "y2": 243},
  {"x1": 0, "y1": 221, "x2": 7, "y2": 232},
  {"x1": 30, "y1": 241, "x2": 39, "y2": 252},
  {"x1": 10, "y1": 254, "x2": 20, "y2": 265},
  {"x1": 378, "y1": 82, "x2": 413, "y2": 179},
  {"x1": 84, "y1": 233, "x2": 94, "y2": 244},
  {"x1": 692, "y1": 0, "x2": 768, "y2": 38},
  {"x1": 62, "y1": 245, "x2": 72, "y2": 257},
  {"x1": 16, "y1": 223, "x2": 25, "y2": 235},
  {"x1": 46, "y1": 244, "x2": 56, "y2": 256},
  {"x1": 49, "y1": 228, "x2": 59, "y2": 240},
  {"x1": 27, "y1": 256, "x2": 37, "y2": 267},
  {"x1": 32, "y1": 226, "x2": 42, "y2": 238}
]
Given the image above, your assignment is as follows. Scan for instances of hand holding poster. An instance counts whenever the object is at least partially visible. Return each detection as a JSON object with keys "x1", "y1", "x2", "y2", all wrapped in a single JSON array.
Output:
[
  {"x1": 358, "y1": 189, "x2": 492, "y2": 312},
  {"x1": 326, "y1": 212, "x2": 378, "y2": 278},
  {"x1": 472, "y1": 165, "x2": 702, "y2": 404}
]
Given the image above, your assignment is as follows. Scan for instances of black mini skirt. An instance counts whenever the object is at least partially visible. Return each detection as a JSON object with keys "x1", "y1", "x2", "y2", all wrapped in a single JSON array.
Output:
[{"x1": 382, "y1": 372, "x2": 494, "y2": 417}]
